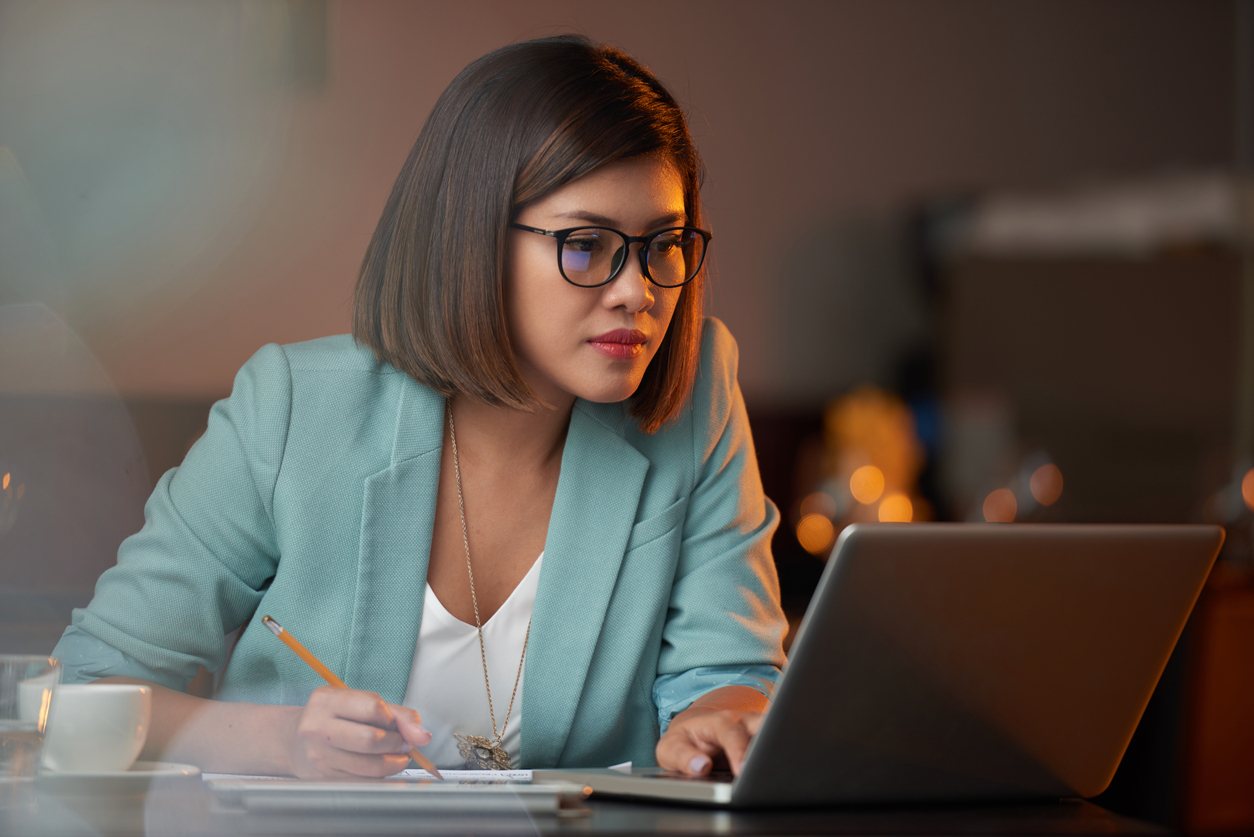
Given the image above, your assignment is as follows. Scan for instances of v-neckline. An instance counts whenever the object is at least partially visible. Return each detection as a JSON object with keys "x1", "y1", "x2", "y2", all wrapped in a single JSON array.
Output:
[{"x1": 424, "y1": 553, "x2": 544, "y2": 631}]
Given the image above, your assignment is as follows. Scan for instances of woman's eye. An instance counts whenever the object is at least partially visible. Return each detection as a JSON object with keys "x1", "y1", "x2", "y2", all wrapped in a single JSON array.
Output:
[
  {"x1": 566, "y1": 236, "x2": 602, "y2": 253},
  {"x1": 651, "y1": 235, "x2": 682, "y2": 254}
]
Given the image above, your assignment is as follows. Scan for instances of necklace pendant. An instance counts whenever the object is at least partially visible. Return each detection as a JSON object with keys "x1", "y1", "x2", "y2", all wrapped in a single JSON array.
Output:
[{"x1": 455, "y1": 733, "x2": 513, "y2": 770}]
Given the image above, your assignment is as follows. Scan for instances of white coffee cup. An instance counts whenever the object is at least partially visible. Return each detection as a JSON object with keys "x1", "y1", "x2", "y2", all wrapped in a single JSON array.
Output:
[{"x1": 40, "y1": 684, "x2": 152, "y2": 774}]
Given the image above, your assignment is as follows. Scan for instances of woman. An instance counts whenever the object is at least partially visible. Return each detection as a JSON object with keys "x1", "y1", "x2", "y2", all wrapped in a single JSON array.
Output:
[{"x1": 53, "y1": 34, "x2": 786, "y2": 778}]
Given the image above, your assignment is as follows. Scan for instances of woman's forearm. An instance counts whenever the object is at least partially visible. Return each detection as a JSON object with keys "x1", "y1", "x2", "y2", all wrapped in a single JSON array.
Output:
[{"x1": 98, "y1": 676, "x2": 299, "y2": 775}]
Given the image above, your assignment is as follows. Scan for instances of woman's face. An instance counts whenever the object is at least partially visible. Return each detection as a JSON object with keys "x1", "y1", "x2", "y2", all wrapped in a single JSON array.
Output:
[{"x1": 506, "y1": 155, "x2": 687, "y2": 408}]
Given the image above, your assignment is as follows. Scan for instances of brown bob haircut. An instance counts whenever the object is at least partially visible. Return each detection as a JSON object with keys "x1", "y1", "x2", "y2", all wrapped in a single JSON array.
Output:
[{"x1": 353, "y1": 34, "x2": 706, "y2": 434}]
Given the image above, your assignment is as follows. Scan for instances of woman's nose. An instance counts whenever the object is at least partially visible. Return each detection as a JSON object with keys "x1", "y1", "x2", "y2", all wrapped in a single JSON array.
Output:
[{"x1": 603, "y1": 245, "x2": 655, "y2": 312}]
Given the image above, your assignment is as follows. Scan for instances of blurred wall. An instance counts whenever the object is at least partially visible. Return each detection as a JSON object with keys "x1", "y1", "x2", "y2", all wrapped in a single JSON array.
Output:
[{"x1": 0, "y1": 0, "x2": 1237, "y2": 405}]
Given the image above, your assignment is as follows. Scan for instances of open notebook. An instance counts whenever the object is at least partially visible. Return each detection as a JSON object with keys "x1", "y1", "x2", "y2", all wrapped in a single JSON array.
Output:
[{"x1": 537, "y1": 523, "x2": 1224, "y2": 807}]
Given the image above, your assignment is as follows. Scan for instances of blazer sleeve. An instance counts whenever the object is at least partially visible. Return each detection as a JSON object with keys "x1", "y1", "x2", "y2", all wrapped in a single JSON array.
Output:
[
  {"x1": 652, "y1": 319, "x2": 788, "y2": 727},
  {"x1": 53, "y1": 344, "x2": 292, "y2": 689}
]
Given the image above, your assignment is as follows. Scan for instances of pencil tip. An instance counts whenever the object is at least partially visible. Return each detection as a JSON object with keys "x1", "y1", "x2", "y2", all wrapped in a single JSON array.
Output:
[{"x1": 261, "y1": 615, "x2": 283, "y2": 637}]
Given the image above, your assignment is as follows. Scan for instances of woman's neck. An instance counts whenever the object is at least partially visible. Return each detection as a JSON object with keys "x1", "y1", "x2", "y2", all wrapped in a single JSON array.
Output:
[{"x1": 447, "y1": 394, "x2": 573, "y2": 474}]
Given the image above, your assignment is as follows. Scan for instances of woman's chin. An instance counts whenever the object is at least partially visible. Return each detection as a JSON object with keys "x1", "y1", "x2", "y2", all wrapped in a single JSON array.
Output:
[{"x1": 578, "y1": 378, "x2": 643, "y2": 405}]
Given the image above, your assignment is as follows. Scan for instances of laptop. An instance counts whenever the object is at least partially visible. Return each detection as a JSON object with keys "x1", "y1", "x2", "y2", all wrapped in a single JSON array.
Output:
[{"x1": 537, "y1": 523, "x2": 1224, "y2": 807}]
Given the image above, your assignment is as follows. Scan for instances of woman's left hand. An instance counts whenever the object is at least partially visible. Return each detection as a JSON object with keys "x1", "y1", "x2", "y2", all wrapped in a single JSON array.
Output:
[{"x1": 655, "y1": 685, "x2": 769, "y2": 777}]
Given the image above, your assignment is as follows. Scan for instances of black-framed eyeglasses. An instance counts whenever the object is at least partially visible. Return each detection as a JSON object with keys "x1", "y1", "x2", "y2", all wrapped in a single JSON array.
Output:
[{"x1": 510, "y1": 223, "x2": 712, "y2": 288}]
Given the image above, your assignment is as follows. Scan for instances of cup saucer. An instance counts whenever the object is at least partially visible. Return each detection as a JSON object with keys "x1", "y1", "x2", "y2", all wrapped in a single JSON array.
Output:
[{"x1": 37, "y1": 761, "x2": 200, "y2": 790}]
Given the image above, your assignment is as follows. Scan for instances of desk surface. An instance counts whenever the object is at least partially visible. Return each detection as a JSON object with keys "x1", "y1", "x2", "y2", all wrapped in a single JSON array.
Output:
[{"x1": 1, "y1": 776, "x2": 1169, "y2": 836}]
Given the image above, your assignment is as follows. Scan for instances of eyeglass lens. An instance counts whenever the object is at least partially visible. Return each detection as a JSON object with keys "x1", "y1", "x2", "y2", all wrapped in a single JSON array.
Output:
[{"x1": 559, "y1": 228, "x2": 705, "y2": 287}]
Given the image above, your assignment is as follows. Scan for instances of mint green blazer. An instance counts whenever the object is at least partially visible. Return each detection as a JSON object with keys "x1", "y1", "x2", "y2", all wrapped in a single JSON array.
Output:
[{"x1": 55, "y1": 318, "x2": 787, "y2": 767}]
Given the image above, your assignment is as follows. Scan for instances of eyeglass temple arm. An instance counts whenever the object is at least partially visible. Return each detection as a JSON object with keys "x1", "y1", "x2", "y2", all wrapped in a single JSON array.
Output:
[{"x1": 510, "y1": 222, "x2": 558, "y2": 237}]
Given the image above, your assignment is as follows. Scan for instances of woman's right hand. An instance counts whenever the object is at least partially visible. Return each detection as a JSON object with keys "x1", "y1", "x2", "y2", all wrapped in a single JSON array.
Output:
[{"x1": 288, "y1": 686, "x2": 433, "y2": 778}]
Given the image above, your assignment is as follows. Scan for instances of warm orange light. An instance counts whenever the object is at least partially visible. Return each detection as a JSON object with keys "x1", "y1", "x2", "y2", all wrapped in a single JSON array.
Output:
[
  {"x1": 799, "y1": 491, "x2": 837, "y2": 519},
  {"x1": 983, "y1": 488, "x2": 1018, "y2": 523},
  {"x1": 1, "y1": 472, "x2": 9, "y2": 492},
  {"x1": 825, "y1": 388, "x2": 924, "y2": 493},
  {"x1": 1029, "y1": 464, "x2": 1063, "y2": 507},
  {"x1": 849, "y1": 465, "x2": 885, "y2": 505},
  {"x1": 878, "y1": 493, "x2": 913, "y2": 523},
  {"x1": 37, "y1": 688, "x2": 52, "y2": 734},
  {"x1": 1242, "y1": 468, "x2": 1254, "y2": 512},
  {"x1": 796, "y1": 513, "x2": 836, "y2": 556}
]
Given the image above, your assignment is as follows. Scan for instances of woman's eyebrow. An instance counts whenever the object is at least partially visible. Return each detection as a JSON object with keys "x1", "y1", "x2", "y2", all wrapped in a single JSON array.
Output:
[{"x1": 555, "y1": 210, "x2": 687, "y2": 228}]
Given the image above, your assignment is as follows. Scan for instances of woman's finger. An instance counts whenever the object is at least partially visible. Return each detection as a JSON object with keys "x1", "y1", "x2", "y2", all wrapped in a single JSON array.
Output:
[
  {"x1": 308, "y1": 687, "x2": 399, "y2": 729},
  {"x1": 394, "y1": 707, "x2": 434, "y2": 748},
  {"x1": 302, "y1": 689, "x2": 431, "y2": 751},
  {"x1": 657, "y1": 719, "x2": 722, "y2": 776},
  {"x1": 303, "y1": 716, "x2": 413, "y2": 755},
  {"x1": 323, "y1": 747, "x2": 412, "y2": 778},
  {"x1": 657, "y1": 731, "x2": 718, "y2": 777},
  {"x1": 301, "y1": 743, "x2": 412, "y2": 779},
  {"x1": 706, "y1": 713, "x2": 753, "y2": 774}
]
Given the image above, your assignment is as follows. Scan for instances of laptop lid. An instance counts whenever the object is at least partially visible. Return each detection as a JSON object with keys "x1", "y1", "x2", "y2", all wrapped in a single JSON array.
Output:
[{"x1": 732, "y1": 523, "x2": 1223, "y2": 806}]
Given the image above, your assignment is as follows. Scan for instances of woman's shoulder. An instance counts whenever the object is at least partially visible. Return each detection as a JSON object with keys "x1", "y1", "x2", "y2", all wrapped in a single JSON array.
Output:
[
  {"x1": 692, "y1": 316, "x2": 741, "y2": 399},
  {"x1": 228, "y1": 333, "x2": 413, "y2": 403},
  {"x1": 669, "y1": 315, "x2": 742, "y2": 429},
  {"x1": 264, "y1": 333, "x2": 396, "y2": 375},
  {"x1": 222, "y1": 334, "x2": 430, "y2": 440}
]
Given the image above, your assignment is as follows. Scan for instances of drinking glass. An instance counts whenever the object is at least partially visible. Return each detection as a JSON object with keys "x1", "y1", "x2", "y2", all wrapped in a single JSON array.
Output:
[{"x1": 0, "y1": 655, "x2": 60, "y2": 781}]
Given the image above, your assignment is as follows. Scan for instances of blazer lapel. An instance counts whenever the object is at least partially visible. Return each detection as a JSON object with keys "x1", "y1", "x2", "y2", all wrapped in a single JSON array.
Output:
[
  {"x1": 521, "y1": 402, "x2": 648, "y2": 766},
  {"x1": 343, "y1": 376, "x2": 445, "y2": 702}
]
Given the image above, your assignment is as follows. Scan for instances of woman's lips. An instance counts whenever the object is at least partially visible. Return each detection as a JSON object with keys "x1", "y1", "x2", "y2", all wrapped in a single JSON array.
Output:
[{"x1": 588, "y1": 329, "x2": 647, "y2": 359}]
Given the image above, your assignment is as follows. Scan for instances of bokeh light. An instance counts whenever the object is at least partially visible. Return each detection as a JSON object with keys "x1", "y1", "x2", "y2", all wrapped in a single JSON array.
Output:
[
  {"x1": 983, "y1": 488, "x2": 1018, "y2": 523},
  {"x1": 1029, "y1": 463, "x2": 1064, "y2": 507},
  {"x1": 0, "y1": 469, "x2": 18, "y2": 535},
  {"x1": 878, "y1": 493, "x2": 913, "y2": 523},
  {"x1": 1243, "y1": 468, "x2": 1254, "y2": 513},
  {"x1": 796, "y1": 513, "x2": 836, "y2": 556},
  {"x1": 799, "y1": 490, "x2": 838, "y2": 519},
  {"x1": 849, "y1": 465, "x2": 885, "y2": 505}
]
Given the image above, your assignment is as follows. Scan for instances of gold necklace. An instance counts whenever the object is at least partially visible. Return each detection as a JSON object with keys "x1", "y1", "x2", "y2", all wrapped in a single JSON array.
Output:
[{"x1": 446, "y1": 406, "x2": 532, "y2": 771}]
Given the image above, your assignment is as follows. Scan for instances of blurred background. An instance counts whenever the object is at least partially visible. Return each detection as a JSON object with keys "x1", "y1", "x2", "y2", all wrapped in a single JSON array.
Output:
[{"x1": 1, "y1": 0, "x2": 1251, "y2": 832}]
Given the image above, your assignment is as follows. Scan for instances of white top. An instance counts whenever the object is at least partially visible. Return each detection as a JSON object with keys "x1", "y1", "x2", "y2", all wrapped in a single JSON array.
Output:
[{"x1": 402, "y1": 554, "x2": 543, "y2": 769}]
